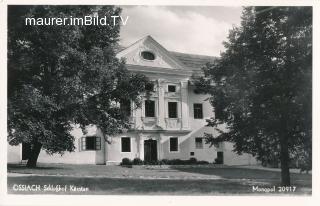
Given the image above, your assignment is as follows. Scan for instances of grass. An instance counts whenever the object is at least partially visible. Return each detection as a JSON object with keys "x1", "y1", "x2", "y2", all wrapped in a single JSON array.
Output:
[{"x1": 7, "y1": 163, "x2": 312, "y2": 195}]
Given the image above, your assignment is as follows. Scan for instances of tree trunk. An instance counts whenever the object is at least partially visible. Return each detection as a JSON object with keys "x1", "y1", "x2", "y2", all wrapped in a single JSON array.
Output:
[
  {"x1": 280, "y1": 134, "x2": 291, "y2": 186},
  {"x1": 26, "y1": 141, "x2": 42, "y2": 168}
]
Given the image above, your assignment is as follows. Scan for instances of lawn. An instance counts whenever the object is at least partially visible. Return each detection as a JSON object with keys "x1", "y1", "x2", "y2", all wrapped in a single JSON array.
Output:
[{"x1": 7, "y1": 163, "x2": 311, "y2": 195}]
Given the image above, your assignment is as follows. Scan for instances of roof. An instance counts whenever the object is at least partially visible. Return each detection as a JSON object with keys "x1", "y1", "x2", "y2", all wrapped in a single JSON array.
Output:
[
  {"x1": 115, "y1": 37, "x2": 217, "y2": 72},
  {"x1": 170, "y1": 51, "x2": 217, "y2": 71}
]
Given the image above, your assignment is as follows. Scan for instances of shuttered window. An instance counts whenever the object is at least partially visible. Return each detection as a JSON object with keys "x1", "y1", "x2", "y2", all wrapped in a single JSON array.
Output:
[{"x1": 81, "y1": 136, "x2": 101, "y2": 151}]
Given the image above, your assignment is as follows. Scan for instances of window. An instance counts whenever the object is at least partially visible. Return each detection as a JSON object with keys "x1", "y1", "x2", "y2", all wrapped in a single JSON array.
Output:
[
  {"x1": 81, "y1": 136, "x2": 101, "y2": 150},
  {"x1": 193, "y1": 103, "x2": 203, "y2": 119},
  {"x1": 145, "y1": 82, "x2": 154, "y2": 91},
  {"x1": 145, "y1": 100, "x2": 155, "y2": 117},
  {"x1": 120, "y1": 100, "x2": 131, "y2": 117},
  {"x1": 216, "y1": 152, "x2": 224, "y2": 164},
  {"x1": 121, "y1": 137, "x2": 131, "y2": 152},
  {"x1": 141, "y1": 51, "x2": 155, "y2": 60},
  {"x1": 169, "y1": 137, "x2": 178, "y2": 152},
  {"x1": 195, "y1": 137, "x2": 203, "y2": 149},
  {"x1": 190, "y1": 152, "x2": 194, "y2": 156},
  {"x1": 168, "y1": 102, "x2": 178, "y2": 118},
  {"x1": 168, "y1": 85, "x2": 176, "y2": 92}
]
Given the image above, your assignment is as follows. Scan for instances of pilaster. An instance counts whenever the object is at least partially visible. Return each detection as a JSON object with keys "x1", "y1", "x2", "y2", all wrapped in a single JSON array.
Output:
[{"x1": 180, "y1": 81, "x2": 189, "y2": 129}]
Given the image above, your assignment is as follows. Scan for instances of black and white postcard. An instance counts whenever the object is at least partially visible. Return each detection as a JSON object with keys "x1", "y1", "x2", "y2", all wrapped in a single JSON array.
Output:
[{"x1": 1, "y1": 0, "x2": 319, "y2": 206}]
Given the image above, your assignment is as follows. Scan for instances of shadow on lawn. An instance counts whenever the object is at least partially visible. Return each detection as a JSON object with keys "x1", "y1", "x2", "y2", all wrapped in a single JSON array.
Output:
[
  {"x1": 7, "y1": 176, "x2": 253, "y2": 195},
  {"x1": 173, "y1": 167, "x2": 312, "y2": 186},
  {"x1": 7, "y1": 164, "x2": 63, "y2": 172}
]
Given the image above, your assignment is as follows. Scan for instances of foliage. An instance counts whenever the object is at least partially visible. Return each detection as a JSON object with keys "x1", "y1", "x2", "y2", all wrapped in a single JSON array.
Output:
[
  {"x1": 120, "y1": 158, "x2": 132, "y2": 166},
  {"x1": 160, "y1": 158, "x2": 208, "y2": 165},
  {"x1": 193, "y1": 7, "x2": 312, "y2": 185},
  {"x1": 120, "y1": 158, "x2": 209, "y2": 165},
  {"x1": 7, "y1": 5, "x2": 152, "y2": 167},
  {"x1": 214, "y1": 158, "x2": 223, "y2": 165},
  {"x1": 189, "y1": 157, "x2": 197, "y2": 164},
  {"x1": 132, "y1": 158, "x2": 143, "y2": 165}
]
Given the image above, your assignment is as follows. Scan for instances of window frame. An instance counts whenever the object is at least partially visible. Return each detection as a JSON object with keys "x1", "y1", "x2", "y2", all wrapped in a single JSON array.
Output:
[
  {"x1": 120, "y1": 99, "x2": 131, "y2": 117},
  {"x1": 169, "y1": 137, "x2": 179, "y2": 152},
  {"x1": 81, "y1": 136, "x2": 101, "y2": 151},
  {"x1": 145, "y1": 100, "x2": 156, "y2": 117},
  {"x1": 168, "y1": 101, "x2": 178, "y2": 118},
  {"x1": 195, "y1": 137, "x2": 203, "y2": 149},
  {"x1": 141, "y1": 51, "x2": 156, "y2": 61},
  {"x1": 193, "y1": 103, "x2": 203, "y2": 119},
  {"x1": 121, "y1": 137, "x2": 131, "y2": 153},
  {"x1": 168, "y1": 85, "x2": 176, "y2": 92}
]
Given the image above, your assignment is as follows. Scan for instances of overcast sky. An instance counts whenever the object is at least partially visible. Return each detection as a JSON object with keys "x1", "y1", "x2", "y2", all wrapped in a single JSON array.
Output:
[{"x1": 119, "y1": 6, "x2": 243, "y2": 56}]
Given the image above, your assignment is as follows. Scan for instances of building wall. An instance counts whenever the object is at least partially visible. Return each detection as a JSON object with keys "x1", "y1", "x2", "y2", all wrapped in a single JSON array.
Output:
[
  {"x1": 7, "y1": 144, "x2": 20, "y2": 163},
  {"x1": 106, "y1": 132, "x2": 140, "y2": 163},
  {"x1": 7, "y1": 125, "x2": 106, "y2": 165},
  {"x1": 7, "y1": 79, "x2": 258, "y2": 166}
]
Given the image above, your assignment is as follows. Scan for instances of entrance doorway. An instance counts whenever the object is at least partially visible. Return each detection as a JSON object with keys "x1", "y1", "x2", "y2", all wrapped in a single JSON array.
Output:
[{"x1": 144, "y1": 139, "x2": 157, "y2": 163}]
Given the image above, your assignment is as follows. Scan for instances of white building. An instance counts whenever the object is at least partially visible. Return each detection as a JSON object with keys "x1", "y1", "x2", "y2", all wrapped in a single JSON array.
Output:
[{"x1": 8, "y1": 36, "x2": 257, "y2": 166}]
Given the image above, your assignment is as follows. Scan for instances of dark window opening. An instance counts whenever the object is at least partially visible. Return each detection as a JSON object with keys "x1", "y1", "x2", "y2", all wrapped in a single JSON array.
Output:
[
  {"x1": 168, "y1": 85, "x2": 176, "y2": 92},
  {"x1": 168, "y1": 102, "x2": 178, "y2": 118},
  {"x1": 190, "y1": 152, "x2": 194, "y2": 156},
  {"x1": 145, "y1": 100, "x2": 155, "y2": 117},
  {"x1": 216, "y1": 151, "x2": 224, "y2": 164},
  {"x1": 120, "y1": 100, "x2": 131, "y2": 117},
  {"x1": 121, "y1": 137, "x2": 131, "y2": 152},
  {"x1": 141, "y1": 51, "x2": 155, "y2": 60},
  {"x1": 195, "y1": 137, "x2": 203, "y2": 149},
  {"x1": 193, "y1": 103, "x2": 203, "y2": 119},
  {"x1": 81, "y1": 136, "x2": 101, "y2": 151},
  {"x1": 170, "y1": 137, "x2": 178, "y2": 152}
]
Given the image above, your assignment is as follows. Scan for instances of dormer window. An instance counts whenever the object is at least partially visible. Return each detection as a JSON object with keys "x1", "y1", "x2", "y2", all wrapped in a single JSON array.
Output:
[{"x1": 141, "y1": 51, "x2": 155, "y2": 61}]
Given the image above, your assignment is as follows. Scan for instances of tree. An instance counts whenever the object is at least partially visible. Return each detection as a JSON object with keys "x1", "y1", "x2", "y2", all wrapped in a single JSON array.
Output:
[
  {"x1": 193, "y1": 7, "x2": 312, "y2": 186},
  {"x1": 8, "y1": 6, "x2": 152, "y2": 167}
]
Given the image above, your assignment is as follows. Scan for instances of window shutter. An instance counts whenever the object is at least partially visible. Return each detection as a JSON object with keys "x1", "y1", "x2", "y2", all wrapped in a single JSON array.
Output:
[
  {"x1": 81, "y1": 137, "x2": 86, "y2": 151},
  {"x1": 96, "y1": 137, "x2": 101, "y2": 150},
  {"x1": 78, "y1": 138, "x2": 81, "y2": 151}
]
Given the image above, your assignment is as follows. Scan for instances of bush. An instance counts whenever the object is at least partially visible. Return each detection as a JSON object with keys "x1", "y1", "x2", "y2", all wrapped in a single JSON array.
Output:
[
  {"x1": 189, "y1": 158, "x2": 197, "y2": 164},
  {"x1": 132, "y1": 158, "x2": 143, "y2": 165},
  {"x1": 214, "y1": 158, "x2": 223, "y2": 164},
  {"x1": 170, "y1": 159, "x2": 185, "y2": 165},
  {"x1": 198, "y1": 160, "x2": 209, "y2": 165},
  {"x1": 160, "y1": 159, "x2": 170, "y2": 165},
  {"x1": 142, "y1": 158, "x2": 211, "y2": 165},
  {"x1": 120, "y1": 158, "x2": 132, "y2": 165}
]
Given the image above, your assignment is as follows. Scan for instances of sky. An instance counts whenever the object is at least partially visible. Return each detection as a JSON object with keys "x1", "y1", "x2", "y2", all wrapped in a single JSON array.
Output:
[{"x1": 119, "y1": 6, "x2": 243, "y2": 57}]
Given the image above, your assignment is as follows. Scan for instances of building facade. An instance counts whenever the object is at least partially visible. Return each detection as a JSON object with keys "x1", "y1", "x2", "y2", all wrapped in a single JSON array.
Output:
[{"x1": 8, "y1": 36, "x2": 257, "y2": 166}]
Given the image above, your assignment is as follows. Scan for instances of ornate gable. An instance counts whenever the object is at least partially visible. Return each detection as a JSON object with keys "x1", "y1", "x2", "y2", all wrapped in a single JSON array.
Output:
[{"x1": 116, "y1": 35, "x2": 185, "y2": 70}]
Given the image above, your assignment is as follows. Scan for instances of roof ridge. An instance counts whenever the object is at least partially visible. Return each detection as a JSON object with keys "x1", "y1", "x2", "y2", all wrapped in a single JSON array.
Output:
[{"x1": 170, "y1": 51, "x2": 217, "y2": 59}]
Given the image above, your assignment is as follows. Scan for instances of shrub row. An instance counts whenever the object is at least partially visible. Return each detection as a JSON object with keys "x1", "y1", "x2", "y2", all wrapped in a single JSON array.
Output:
[{"x1": 120, "y1": 157, "x2": 210, "y2": 166}]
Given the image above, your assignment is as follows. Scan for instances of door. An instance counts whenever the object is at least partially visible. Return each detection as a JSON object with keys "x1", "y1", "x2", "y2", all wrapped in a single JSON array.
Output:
[{"x1": 144, "y1": 139, "x2": 157, "y2": 163}]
